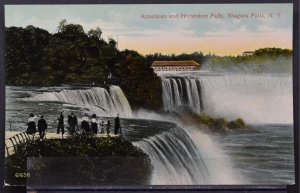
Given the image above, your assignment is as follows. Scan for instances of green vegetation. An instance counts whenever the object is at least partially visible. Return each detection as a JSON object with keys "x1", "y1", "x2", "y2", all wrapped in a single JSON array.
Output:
[
  {"x1": 227, "y1": 118, "x2": 247, "y2": 129},
  {"x1": 146, "y1": 48, "x2": 292, "y2": 73},
  {"x1": 170, "y1": 110, "x2": 247, "y2": 132},
  {"x1": 204, "y1": 48, "x2": 292, "y2": 73},
  {"x1": 5, "y1": 20, "x2": 162, "y2": 110},
  {"x1": 115, "y1": 50, "x2": 162, "y2": 109},
  {"x1": 5, "y1": 135, "x2": 152, "y2": 185},
  {"x1": 196, "y1": 112, "x2": 247, "y2": 131},
  {"x1": 5, "y1": 20, "x2": 292, "y2": 109},
  {"x1": 5, "y1": 26, "x2": 51, "y2": 85}
]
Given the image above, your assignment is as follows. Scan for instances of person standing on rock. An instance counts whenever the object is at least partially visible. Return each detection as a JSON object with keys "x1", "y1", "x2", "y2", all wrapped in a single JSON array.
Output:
[
  {"x1": 26, "y1": 113, "x2": 37, "y2": 139},
  {"x1": 91, "y1": 114, "x2": 98, "y2": 135},
  {"x1": 38, "y1": 115, "x2": 47, "y2": 140},
  {"x1": 114, "y1": 114, "x2": 121, "y2": 135},
  {"x1": 57, "y1": 112, "x2": 64, "y2": 137}
]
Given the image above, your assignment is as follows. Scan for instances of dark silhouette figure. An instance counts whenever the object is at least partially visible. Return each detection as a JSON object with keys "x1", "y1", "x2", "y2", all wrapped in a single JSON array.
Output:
[
  {"x1": 91, "y1": 114, "x2": 98, "y2": 135},
  {"x1": 26, "y1": 113, "x2": 36, "y2": 139},
  {"x1": 81, "y1": 114, "x2": 90, "y2": 133},
  {"x1": 106, "y1": 120, "x2": 111, "y2": 137},
  {"x1": 68, "y1": 112, "x2": 78, "y2": 135},
  {"x1": 114, "y1": 114, "x2": 120, "y2": 135},
  {"x1": 57, "y1": 112, "x2": 64, "y2": 136},
  {"x1": 38, "y1": 115, "x2": 47, "y2": 139},
  {"x1": 100, "y1": 120, "x2": 105, "y2": 133}
]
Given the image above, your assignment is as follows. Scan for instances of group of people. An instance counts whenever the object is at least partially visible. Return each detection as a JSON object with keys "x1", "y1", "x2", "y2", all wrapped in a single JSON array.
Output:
[
  {"x1": 26, "y1": 113, "x2": 47, "y2": 139},
  {"x1": 26, "y1": 112, "x2": 122, "y2": 139}
]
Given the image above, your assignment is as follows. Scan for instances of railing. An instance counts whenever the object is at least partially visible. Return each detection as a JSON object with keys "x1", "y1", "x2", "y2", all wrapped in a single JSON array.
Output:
[
  {"x1": 5, "y1": 132, "x2": 32, "y2": 157},
  {"x1": 5, "y1": 122, "x2": 122, "y2": 157},
  {"x1": 7, "y1": 120, "x2": 118, "y2": 132}
]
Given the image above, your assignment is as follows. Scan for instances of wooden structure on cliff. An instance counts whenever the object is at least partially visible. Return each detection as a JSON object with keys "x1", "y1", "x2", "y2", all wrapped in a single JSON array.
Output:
[{"x1": 151, "y1": 60, "x2": 200, "y2": 72}]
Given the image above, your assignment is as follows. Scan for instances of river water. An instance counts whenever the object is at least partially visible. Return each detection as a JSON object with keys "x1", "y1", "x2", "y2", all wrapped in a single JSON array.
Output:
[{"x1": 5, "y1": 72, "x2": 295, "y2": 185}]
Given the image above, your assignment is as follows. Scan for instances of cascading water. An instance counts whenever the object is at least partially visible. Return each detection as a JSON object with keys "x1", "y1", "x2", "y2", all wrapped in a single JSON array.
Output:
[
  {"x1": 161, "y1": 73, "x2": 293, "y2": 124},
  {"x1": 162, "y1": 77, "x2": 204, "y2": 113},
  {"x1": 133, "y1": 125, "x2": 242, "y2": 185},
  {"x1": 24, "y1": 86, "x2": 132, "y2": 116},
  {"x1": 134, "y1": 128, "x2": 210, "y2": 185},
  {"x1": 108, "y1": 85, "x2": 132, "y2": 115},
  {"x1": 6, "y1": 71, "x2": 294, "y2": 185}
]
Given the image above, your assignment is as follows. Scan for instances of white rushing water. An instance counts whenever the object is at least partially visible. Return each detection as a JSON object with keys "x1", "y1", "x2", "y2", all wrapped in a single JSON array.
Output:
[
  {"x1": 133, "y1": 125, "x2": 243, "y2": 185},
  {"x1": 11, "y1": 72, "x2": 293, "y2": 185},
  {"x1": 24, "y1": 85, "x2": 132, "y2": 117},
  {"x1": 8, "y1": 83, "x2": 244, "y2": 185},
  {"x1": 161, "y1": 73, "x2": 293, "y2": 124}
]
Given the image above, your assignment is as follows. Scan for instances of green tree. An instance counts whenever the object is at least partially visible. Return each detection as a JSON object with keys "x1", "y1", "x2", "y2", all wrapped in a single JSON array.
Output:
[
  {"x1": 87, "y1": 27, "x2": 102, "y2": 39},
  {"x1": 5, "y1": 22, "x2": 163, "y2": 110},
  {"x1": 42, "y1": 22, "x2": 91, "y2": 84},
  {"x1": 115, "y1": 50, "x2": 162, "y2": 110},
  {"x1": 57, "y1": 19, "x2": 67, "y2": 33},
  {"x1": 5, "y1": 26, "x2": 51, "y2": 85}
]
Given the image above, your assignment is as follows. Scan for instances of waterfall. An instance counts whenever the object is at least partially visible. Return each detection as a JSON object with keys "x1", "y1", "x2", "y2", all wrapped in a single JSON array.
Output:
[
  {"x1": 24, "y1": 86, "x2": 132, "y2": 116},
  {"x1": 162, "y1": 77, "x2": 204, "y2": 113},
  {"x1": 161, "y1": 73, "x2": 293, "y2": 124},
  {"x1": 133, "y1": 125, "x2": 242, "y2": 185},
  {"x1": 109, "y1": 85, "x2": 132, "y2": 115}
]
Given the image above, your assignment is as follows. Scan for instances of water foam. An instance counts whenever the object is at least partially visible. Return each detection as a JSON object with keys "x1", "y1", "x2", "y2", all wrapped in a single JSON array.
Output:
[
  {"x1": 161, "y1": 73, "x2": 292, "y2": 124},
  {"x1": 24, "y1": 86, "x2": 132, "y2": 117},
  {"x1": 133, "y1": 123, "x2": 245, "y2": 185}
]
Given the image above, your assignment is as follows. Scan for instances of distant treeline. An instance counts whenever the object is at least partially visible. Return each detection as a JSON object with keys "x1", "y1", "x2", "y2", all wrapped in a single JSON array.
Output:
[
  {"x1": 203, "y1": 48, "x2": 292, "y2": 73},
  {"x1": 5, "y1": 20, "x2": 293, "y2": 109},
  {"x1": 5, "y1": 20, "x2": 162, "y2": 110},
  {"x1": 146, "y1": 48, "x2": 292, "y2": 73}
]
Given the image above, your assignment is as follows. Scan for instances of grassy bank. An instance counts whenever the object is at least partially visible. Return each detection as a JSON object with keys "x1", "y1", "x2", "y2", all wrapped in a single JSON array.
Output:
[
  {"x1": 5, "y1": 135, "x2": 152, "y2": 186},
  {"x1": 196, "y1": 112, "x2": 246, "y2": 131},
  {"x1": 169, "y1": 111, "x2": 247, "y2": 133}
]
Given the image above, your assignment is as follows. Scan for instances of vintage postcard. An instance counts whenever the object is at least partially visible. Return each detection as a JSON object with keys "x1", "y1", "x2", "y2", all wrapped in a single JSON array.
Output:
[{"x1": 3, "y1": 4, "x2": 294, "y2": 188}]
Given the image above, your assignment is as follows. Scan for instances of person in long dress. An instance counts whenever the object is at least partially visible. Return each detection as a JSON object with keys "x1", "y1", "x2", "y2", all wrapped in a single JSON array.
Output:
[
  {"x1": 81, "y1": 113, "x2": 90, "y2": 133},
  {"x1": 26, "y1": 113, "x2": 37, "y2": 139},
  {"x1": 91, "y1": 114, "x2": 98, "y2": 135},
  {"x1": 114, "y1": 114, "x2": 120, "y2": 135}
]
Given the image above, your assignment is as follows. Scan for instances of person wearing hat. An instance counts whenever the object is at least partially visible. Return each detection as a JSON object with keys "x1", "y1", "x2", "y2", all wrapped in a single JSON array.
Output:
[
  {"x1": 91, "y1": 114, "x2": 98, "y2": 135},
  {"x1": 81, "y1": 113, "x2": 90, "y2": 133},
  {"x1": 68, "y1": 112, "x2": 78, "y2": 135},
  {"x1": 26, "y1": 113, "x2": 37, "y2": 139},
  {"x1": 114, "y1": 114, "x2": 121, "y2": 135},
  {"x1": 57, "y1": 112, "x2": 64, "y2": 136},
  {"x1": 38, "y1": 115, "x2": 47, "y2": 140}
]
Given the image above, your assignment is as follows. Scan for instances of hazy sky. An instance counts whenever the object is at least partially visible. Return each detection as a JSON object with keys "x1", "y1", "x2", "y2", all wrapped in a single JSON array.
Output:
[{"x1": 5, "y1": 4, "x2": 293, "y2": 56}]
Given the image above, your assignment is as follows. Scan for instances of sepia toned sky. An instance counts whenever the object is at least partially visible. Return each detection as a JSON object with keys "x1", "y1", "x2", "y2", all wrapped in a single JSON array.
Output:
[{"x1": 5, "y1": 4, "x2": 293, "y2": 56}]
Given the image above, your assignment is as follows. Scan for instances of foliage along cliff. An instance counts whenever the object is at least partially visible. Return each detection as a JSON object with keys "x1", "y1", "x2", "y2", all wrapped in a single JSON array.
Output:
[
  {"x1": 5, "y1": 21, "x2": 162, "y2": 110},
  {"x1": 5, "y1": 20, "x2": 292, "y2": 110},
  {"x1": 5, "y1": 135, "x2": 152, "y2": 185}
]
